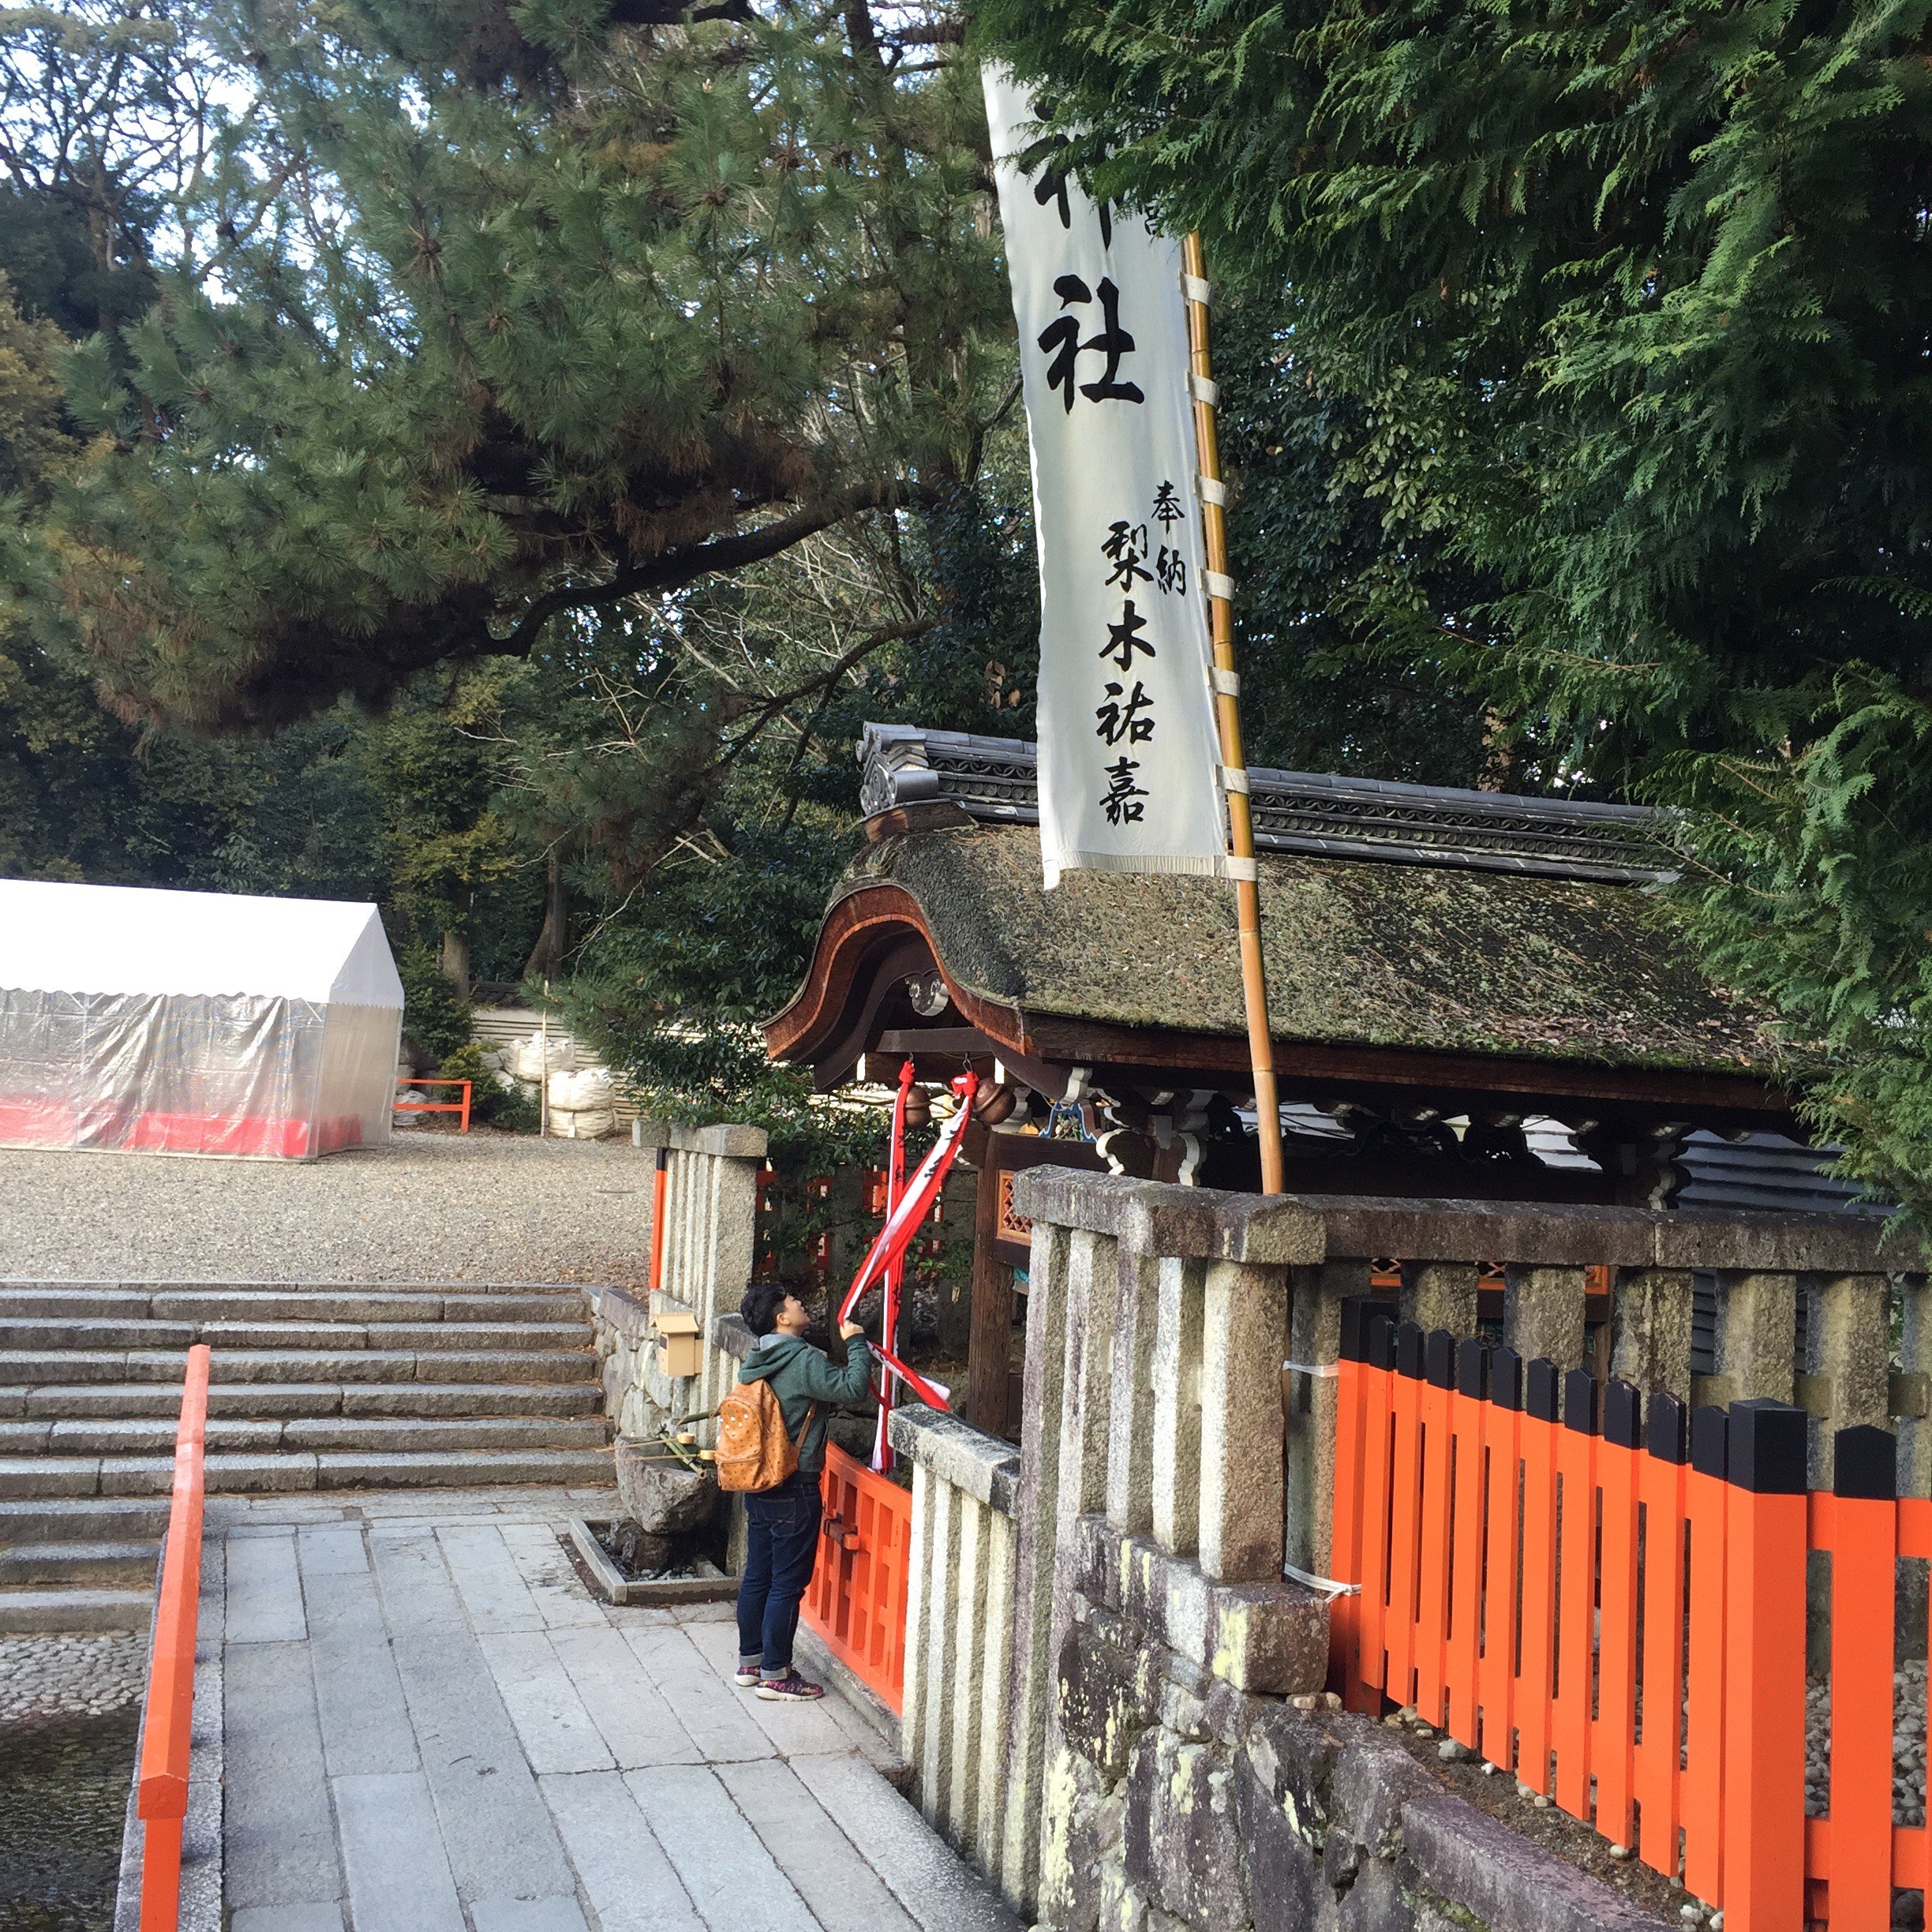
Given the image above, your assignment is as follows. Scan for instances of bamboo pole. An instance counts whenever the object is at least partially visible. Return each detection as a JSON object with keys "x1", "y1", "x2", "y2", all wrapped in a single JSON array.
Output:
[{"x1": 1182, "y1": 232, "x2": 1284, "y2": 1195}]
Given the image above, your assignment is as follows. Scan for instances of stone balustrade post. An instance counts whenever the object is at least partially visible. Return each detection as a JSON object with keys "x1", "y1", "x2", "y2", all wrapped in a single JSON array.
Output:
[
  {"x1": 1287, "y1": 1257, "x2": 1368, "y2": 1577},
  {"x1": 1705, "y1": 1270, "x2": 1799, "y2": 1409},
  {"x1": 1402, "y1": 1260, "x2": 1480, "y2": 1335},
  {"x1": 1106, "y1": 1245, "x2": 1163, "y2": 1538},
  {"x1": 1503, "y1": 1264, "x2": 1589, "y2": 1370},
  {"x1": 1150, "y1": 1257, "x2": 1205, "y2": 1559},
  {"x1": 1609, "y1": 1267, "x2": 1694, "y2": 1406},
  {"x1": 1897, "y1": 1275, "x2": 1932, "y2": 1501},
  {"x1": 1198, "y1": 1259, "x2": 1290, "y2": 1582},
  {"x1": 1802, "y1": 1272, "x2": 1893, "y2": 1485}
]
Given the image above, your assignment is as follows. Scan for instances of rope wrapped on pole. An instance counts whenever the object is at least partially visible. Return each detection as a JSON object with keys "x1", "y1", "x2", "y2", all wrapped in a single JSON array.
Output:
[{"x1": 1182, "y1": 234, "x2": 1285, "y2": 1195}]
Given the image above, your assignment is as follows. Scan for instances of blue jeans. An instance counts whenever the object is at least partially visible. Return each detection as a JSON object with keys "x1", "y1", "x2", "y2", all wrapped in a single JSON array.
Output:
[{"x1": 736, "y1": 1470, "x2": 823, "y2": 1674}]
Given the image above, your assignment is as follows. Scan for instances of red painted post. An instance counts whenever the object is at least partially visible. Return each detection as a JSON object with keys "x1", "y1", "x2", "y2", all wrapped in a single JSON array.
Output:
[
  {"x1": 1329, "y1": 1300, "x2": 1376, "y2": 1698},
  {"x1": 137, "y1": 1344, "x2": 211, "y2": 1932},
  {"x1": 1384, "y1": 1323, "x2": 1427, "y2": 1713},
  {"x1": 649, "y1": 1146, "x2": 669, "y2": 1295},
  {"x1": 1720, "y1": 1400, "x2": 1810, "y2": 1932},
  {"x1": 1413, "y1": 1329, "x2": 1456, "y2": 1729},
  {"x1": 1353, "y1": 1309, "x2": 1398, "y2": 1706},
  {"x1": 458, "y1": 1080, "x2": 471, "y2": 1133}
]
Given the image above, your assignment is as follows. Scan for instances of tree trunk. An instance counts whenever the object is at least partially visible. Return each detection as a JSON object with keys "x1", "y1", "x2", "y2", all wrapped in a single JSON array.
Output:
[
  {"x1": 439, "y1": 928, "x2": 471, "y2": 998},
  {"x1": 522, "y1": 851, "x2": 569, "y2": 983}
]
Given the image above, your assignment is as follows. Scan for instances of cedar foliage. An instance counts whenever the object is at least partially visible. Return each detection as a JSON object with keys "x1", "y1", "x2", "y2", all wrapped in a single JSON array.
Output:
[{"x1": 977, "y1": 0, "x2": 1932, "y2": 1219}]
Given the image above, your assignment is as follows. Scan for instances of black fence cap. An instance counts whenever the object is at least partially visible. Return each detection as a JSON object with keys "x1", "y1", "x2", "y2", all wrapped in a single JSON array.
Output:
[
  {"x1": 1603, "y1": 1379, "x2": 1642, "y2": 1451},
  {"x1": 1425, "y1": 1330, "x2": 1455, "y2": 1391},
  {"x1": 1396, "y1": 1322, "x2": 1425, "y2": 1380},
  {"x1": 1728, "y1": 1399, "x2": 1807, "y2": 1496},
  {"x1": 1366, "y1": 1309, "x2": 1396, "y2": 1372},
  {"x1": 1489, "y1": 1346, "x2": 1522, "y2": 1413},
  {"x1": 1456, "y1": 1339, "x2": 1489, "y2": 1402},
  {"x1": 1563, "y1": 1367, "x2": 1600, "y2": 1435},
  {"x1": 1646, "y1": 1391, "x2": 1688, "y2": 1465},
  {"x1": 1339, "y1": 1297, "x2": 1374, "y2": 1365},
  {"x1": 1690, "y1": 1405, "x2": 1728, "y2": 1480},
  {"x1": 1833, "y1": 1424, "x2": 1897, "y2": 1501},
  {"x1": 1526, "y1": 1357, "x2": 1560, "y2": 1424}
]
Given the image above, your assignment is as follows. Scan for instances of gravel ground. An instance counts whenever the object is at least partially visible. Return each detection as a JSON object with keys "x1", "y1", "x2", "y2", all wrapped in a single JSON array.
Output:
[
  {"x1": 1807, "y1": 1660, "x2": 1930, "y2": 1825},
  {"x1": 0, "y1": 1635, "x2": 146, "y2": 1725},
  {"x1": 0, "y1": 1129, "x2": 655, "y2": 1286}
]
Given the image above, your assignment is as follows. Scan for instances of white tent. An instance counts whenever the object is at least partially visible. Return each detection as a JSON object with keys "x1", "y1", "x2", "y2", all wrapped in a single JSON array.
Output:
[{"x1": 0, "y1": 880, "x2": 404, "y2": 1159}]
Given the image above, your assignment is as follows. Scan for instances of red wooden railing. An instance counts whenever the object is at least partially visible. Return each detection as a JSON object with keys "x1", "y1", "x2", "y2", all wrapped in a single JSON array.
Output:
[
  {"x1": 394, "y1": 1077, "x2": 472, "y2": 1132},
  {"x1": 1331, "y1": 1301, "x2": 1923, "y2": 1932},
  {"x1": 136, "y1": 1343, "x2": 212, "y2": 1932},
  {"x1": 803, "y1": 1443, "x2": 913, "y2": 1713}
]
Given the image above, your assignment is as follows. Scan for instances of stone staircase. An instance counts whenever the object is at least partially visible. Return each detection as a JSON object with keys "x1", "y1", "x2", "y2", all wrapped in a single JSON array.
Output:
[{"x1": 0, "y1": 1280, "x2": 613, "y2": 1631}]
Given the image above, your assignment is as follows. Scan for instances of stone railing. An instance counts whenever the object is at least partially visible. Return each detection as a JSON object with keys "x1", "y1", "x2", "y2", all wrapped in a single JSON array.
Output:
[
  {"x1": 888, "y1": 1403, "x2": 1021, "y2": 1868},
  {"x1": 585, "y1": 1118, "x2": 766, "y2": 1439},
  {"x1": 890, "y1": 1168, "x2": 1915, "y2": 1932},
  {"x1": 1278, "y1": 1193, "x2": 1913, "y2": 1574}
]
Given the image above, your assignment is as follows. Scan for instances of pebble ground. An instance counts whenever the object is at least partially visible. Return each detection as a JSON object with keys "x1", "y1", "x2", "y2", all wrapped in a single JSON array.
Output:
[
  {"x1": 0, "y1": 1129, "x2": 653, "y2": 1286},
  {"x1": 0, "y1": 1634, "x2": 146, "y2": 1725}
]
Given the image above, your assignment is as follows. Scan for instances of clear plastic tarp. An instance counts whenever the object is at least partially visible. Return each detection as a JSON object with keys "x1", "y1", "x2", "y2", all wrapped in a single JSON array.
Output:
[{"x1": 0, "y1": 881, "x2": 404, "y2": 1160}]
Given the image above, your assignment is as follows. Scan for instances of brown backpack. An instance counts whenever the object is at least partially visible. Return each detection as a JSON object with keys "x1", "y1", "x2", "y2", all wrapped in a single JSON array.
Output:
[{"x1": 713, "y1": 1380, "x2": 818, "y2": 1493}]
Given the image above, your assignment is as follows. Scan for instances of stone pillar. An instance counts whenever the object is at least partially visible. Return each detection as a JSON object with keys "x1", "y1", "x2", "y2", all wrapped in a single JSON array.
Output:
[
  {"x1": 1898, "y1": 1276, "x2": 1932, "y2": 1500},
  {"x1": 1198, "y1": 1260, "x2": 1290, "y2": 1583},
  {"x1": 1151, "y1": 1256, "x2": 1206, "y2": 1559},
  {"x1": 1287, "y1": 1258, "x2": 1369, "y2": 1575},
  {"x1": 1106, "y1": 1245, "x2": 1163, "y2": 1537},
  {"x1": 1503, "y1": 1264, "x2": 1588, "y2": 1370},
  {"x1": 1803, "y1": 1272, "x2": 1893, "y2": 1485},
  {"x1": 1002, "y1": 1217, "x2": 1073, "y2": 1914},
  {"x1": 1707, "y1": 1271, "x2": 1798, "y2": 1407},
  {"x1": 1608, "y1": 1268, "x2": 1694, "y2": 1405},
  {"x1": 1402, "y1": 1260, "x2": 1479, "y2": 1336}
]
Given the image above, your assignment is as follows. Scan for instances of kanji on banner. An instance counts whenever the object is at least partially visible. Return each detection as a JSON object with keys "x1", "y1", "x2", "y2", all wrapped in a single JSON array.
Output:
[{"x1": 982, "y1": 67, "x2": 1230, "y2": 890}]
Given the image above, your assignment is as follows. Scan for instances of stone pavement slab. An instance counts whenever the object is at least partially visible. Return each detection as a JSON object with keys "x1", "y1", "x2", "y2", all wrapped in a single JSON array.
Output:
[{"x1": 208, "y1": 1488, "x2": 1022, "y2": 1932}]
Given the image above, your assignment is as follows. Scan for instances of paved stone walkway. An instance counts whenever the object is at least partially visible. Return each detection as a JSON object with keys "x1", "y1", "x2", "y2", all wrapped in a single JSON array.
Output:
[{"x1": 198, "y1": 1487, "x2": 1017, "y2": 1932}]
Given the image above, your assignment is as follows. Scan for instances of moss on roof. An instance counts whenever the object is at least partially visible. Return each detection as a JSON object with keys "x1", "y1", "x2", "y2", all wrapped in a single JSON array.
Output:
[{"x1": 837, "y1": 822, "x2": 1781, "y2": 1076}]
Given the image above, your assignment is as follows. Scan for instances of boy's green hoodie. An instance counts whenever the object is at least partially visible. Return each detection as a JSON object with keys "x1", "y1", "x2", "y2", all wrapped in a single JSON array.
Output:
[{"x1": 737, "y1": 1331, "x2": 873, "y2": 1474}]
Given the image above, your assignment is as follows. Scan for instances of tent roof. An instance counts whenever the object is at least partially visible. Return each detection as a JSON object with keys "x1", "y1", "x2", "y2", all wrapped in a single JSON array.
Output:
[{"x1": 0, "y1": 880, "x2": 404, "y2": 1006}]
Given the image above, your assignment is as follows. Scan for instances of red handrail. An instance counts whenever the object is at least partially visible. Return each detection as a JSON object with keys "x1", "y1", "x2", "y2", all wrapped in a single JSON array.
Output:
[
  {"x1": 394, "y1": 1077, "x2": 472, "y2": 1132},
  {"x1": 137, "y1": 1343, "x2": 211, "y2": 1932}
]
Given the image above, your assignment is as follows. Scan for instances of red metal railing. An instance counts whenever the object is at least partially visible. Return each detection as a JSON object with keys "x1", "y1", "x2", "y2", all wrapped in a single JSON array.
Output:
[
  {"x1": 1331, "y1": 1301, "x2": 1923, "y2": 1932},
  {"x1": 136, "y1": 1343, "x2": 211, "y2": 1932},
  {"x1": 394, "y1": 1077, "x2": 472, "y2": 1132},
  {"x1": 803, "y1": 1443, "x2": 913, "y2": 1713}
]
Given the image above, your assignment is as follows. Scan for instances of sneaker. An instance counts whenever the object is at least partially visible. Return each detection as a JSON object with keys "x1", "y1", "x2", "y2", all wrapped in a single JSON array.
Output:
[
  {"x1": 734, "y1": 1661, "x2": 762, "y2": 1688},
  {"x1": 756, "y1": 1669, "x2": 826, "y2": 1702}
]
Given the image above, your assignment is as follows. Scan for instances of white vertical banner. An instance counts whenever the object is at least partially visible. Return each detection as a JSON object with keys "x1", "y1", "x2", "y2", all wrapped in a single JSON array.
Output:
[{"x1": 983, "y1": 66, "x2": 1229, "y2": 890}]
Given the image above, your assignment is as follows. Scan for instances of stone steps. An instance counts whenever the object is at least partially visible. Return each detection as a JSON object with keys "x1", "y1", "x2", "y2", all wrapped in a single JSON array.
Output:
[
  {"x1": 0, "y1": 1279, "x2": 615, "y2": 1631},
  {"x1": 0, "y1": 1380, "x2": 605, "y2": 1420}
]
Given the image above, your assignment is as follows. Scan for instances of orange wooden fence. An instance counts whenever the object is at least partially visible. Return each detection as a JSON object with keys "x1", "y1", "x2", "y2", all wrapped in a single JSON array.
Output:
[
  {"x1": 803, "y1": 1443, "x2": 914, "y2": 1713},
  {"x1": 395, "y1": 1077, "x2": 472, "y2": 1132},
  {"x1": 136, "y1": 1342, "x2": 212, "y2": 1932},
  {"x1": 1332, "y1": 1300, "x2": 1919, "y2": 1932}
]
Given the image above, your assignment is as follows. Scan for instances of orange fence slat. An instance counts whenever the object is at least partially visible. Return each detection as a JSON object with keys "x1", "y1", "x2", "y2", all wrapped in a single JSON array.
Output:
[
  {"x1": 1634, "y1": 1395, "x2": 1689, "y2": 1881},
  {"x1": 1720, "y1": 1403, "x2": 1808, "y2": 1932},
  {"x1": 1827, "y1": 1432, "x2": 1900, "y2": 1932},
  {"x1": 1385, "y1": 1328, "x2": 1425, "y2": 1712},
  {"x1": 1477, "y1": 1349, "x2": 1522, "y2": 1773},
  {"x1": 1355, "y1": 1331, "x2": 1396, "y2": 1702},
  {"x1": 1552, "y1": 1371, "x2": 1597, "y2": 1822},
  {"x1": 1515, "y1": 1366, "x2": 1561, "y2": 1799},
  {"x1": 1593, "y1": 1383, "x2": 1642, "y2": 1851},
  {"x1": 1413, "y1": 1335, "x2": 1455, "y2": 1728},
  {"x1": 1446, "y1": 1340, "x2": 1487, "y2": 1749},
  {"x1": 1682, "y1": 1409, "x2": 1729, "y2": 1907}
]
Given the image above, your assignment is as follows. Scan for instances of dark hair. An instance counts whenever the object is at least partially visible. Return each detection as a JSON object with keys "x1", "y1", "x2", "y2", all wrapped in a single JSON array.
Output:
[{"x1": 739, "y1": 1282, "x2": 789, "y2": 1338}]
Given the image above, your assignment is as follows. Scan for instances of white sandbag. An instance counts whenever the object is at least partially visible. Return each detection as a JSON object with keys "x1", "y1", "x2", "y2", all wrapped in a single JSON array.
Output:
[
  {"x1": 548, "y1": 1067, "x2": 614, "y2": 1111},
  {"x1": 510, "y1": 1031, "x2": 576, "y2": 1083},
  {"x1": 549, "y1": 1105, "x2": 616, "y2": 1140}
]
